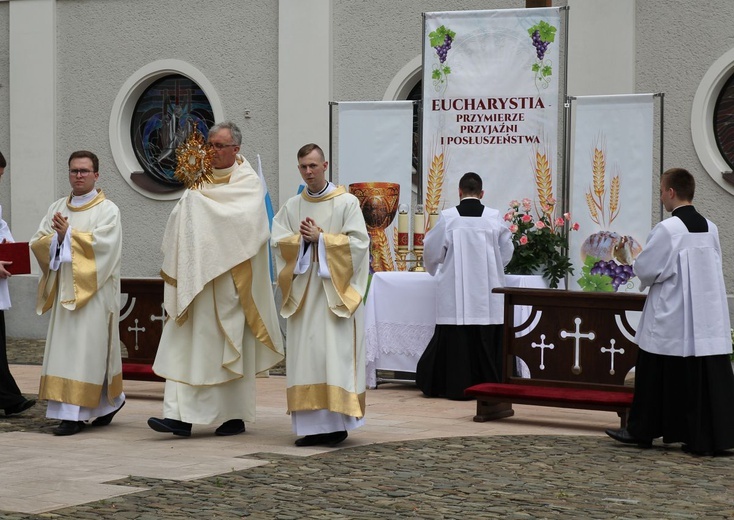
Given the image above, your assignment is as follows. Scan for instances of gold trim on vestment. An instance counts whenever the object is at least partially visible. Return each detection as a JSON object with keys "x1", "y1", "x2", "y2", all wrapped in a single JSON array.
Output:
[
  {"x1": 159, "y1": 269, "x2": 177, "y2": 287},
  {"x1": 211, "y1": 277, "x2": 241, "y2": 373},
  {"x1": 209, "y1": 173, "x2": 232, "y2": 184},
  {"x1": 230, "y1": 260, "x2": 279, "y2": 352},
  {"x1": 39, "y1": 372, "x2": 123, "y2": 409},
  {"x1": 286, "y1": 383, "x2": 366, "y2": 418},
  {"x1": 323, "y1": 234, "x2": 361, "y2": 315},
  {"x1": 69, "y1": 231, "x2": 98, "y2": 309},
  {"x1": 300, "y1": 185, "x2": 347, "y2": 203},
  {"x1": 276, "y1": 235, "x2": 304, "y2": 312},
  {"x1": 66, "y1": 189, "x2": 107, "y2": 211},
  {"x1": 30, "y1": 234, "x2": 57, "y2": 314}
]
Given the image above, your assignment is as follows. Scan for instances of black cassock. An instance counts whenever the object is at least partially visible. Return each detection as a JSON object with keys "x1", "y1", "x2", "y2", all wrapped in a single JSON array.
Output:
[
  {"x1": 416, "y1": 198, "x2": 504, "y2": 400},
  {"x1": 628, "y1": 205, "x2": 734, "y2": 453}
]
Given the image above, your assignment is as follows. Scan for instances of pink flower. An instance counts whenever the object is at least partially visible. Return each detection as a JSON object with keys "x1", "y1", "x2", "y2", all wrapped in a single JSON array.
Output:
[
  {"x1": 564, "y1": 212, "x2": 571, "y2": 220},
  {"x1": 521, "y1": 214, "x2": 532, "y2": 223},
  {"x1": 535, "y1": 221, "x2": 546, "y2": 230},
  {"x1": 572, "y1": 222, "x2": 580, "y2": 231},
  {"x1": 547, "y1": 197, "x2": 556, "y2": 205},
  {"x1": 555, "y1": 217, "x2": 564, "y2": 227},
  {"x1": 509, "y1": 224, "x2": 518, "y2": 233},
  {"x1": 504, "y1": 211, "x2": 515, "y2": 221},
  {"x1": 521, "y1": 198, "x2": 532, "y2": 211},
  {"x1": 519, "y1": 235, "x2": 528, "y2": 245},
  {"x1": 509, "y1": 199, "x2": 520, "y2": 208}
]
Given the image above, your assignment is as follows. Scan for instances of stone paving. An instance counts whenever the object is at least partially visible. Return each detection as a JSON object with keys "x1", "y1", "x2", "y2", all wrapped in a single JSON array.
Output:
[{"x1": 3, "y1": 339, "x2": 734, "y2": 519}]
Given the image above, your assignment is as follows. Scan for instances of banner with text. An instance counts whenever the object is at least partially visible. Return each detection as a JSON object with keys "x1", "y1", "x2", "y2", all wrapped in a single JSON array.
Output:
[
  {"x1": 568, "y1": 94, "x2": 654, "y2": 293},
  {"x1": 422, "y1": 7, "x2": 563, "y2": 223}
]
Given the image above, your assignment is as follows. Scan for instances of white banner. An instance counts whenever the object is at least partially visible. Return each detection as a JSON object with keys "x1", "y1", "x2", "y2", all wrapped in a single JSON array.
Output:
[
  {"x1": 568, "y1": 94, "x2": 655, "y2": 293},
  {"x1": 422, "y1": 8, "x2": 563, "y2": 221},
  {"x1": 337, "y1": 101, "x2": 414, "y2": 271}
]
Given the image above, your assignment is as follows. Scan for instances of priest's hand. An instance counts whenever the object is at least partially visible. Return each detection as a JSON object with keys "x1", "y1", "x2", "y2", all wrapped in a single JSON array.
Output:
[
  {"x1": 300, "y1": 217, "x2": 322, "y2": 243},
  {"x1": 52, "y1": 212, "x2": 69, "y2": 243},
  {"x1": 0, "y1": 260, "x2": 11, "y2": 279}
]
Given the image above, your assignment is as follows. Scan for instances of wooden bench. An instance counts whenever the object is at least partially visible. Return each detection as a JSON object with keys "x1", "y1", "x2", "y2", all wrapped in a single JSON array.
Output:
[
  {"x1": 465, "y1": 287, "x2": 646, "y2": 428},
  {"x1": 119, "y1": 278, "x2": 165, "y2": 382}
]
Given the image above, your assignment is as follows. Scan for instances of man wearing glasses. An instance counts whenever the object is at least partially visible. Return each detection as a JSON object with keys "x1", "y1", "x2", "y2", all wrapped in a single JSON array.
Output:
[
  {"x1": 30, "y1": 150, "x2": 125, "y2": 436},
  {"x1": 148, "y1": 121, "x2": 284, "y2": 437}
]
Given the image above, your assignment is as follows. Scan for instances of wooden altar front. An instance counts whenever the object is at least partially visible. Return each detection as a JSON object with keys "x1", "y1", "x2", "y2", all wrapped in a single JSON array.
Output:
[{"x1": 119, "y1": 278, "x2": 165, "y2": 381}]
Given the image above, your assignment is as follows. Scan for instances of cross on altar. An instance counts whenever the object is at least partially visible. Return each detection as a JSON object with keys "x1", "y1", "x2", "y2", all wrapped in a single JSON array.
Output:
[
  {"x1": 600, "y1": 339, "x2": 624, "y2": 375},
  {"x1": 531, "y1": 334, "x2": 555, "y2": 370},
  {"x1": 127, "y1": 318, "x2": 146, "y2": 351},
  {"x1": 560, "y1": 317, "x2": 595, "y2": 375},
  {"x1": 150, "y1": 304, "x2": 167, "y2": 329}
]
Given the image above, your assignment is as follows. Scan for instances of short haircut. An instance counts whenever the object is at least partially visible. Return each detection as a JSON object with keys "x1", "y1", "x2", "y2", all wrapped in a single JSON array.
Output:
[
  {"x1": 209, "y1": 121, "x2": 242, "y2": 146},
  {"x1": 0, "y1": 151, "x2": 5, "y2": 168},
  {"x1": 68, "y1": 150, "x2": 99, "y2": 172},
  {"x1": 459, "y1": 172, "x2": 483, "y2": 196},
  {"x1": 662, "y1": 167, "x2": 695, "y2": 202},
  {"x1": 297, "y1": 143, "x2": 325, "y2": 161}
]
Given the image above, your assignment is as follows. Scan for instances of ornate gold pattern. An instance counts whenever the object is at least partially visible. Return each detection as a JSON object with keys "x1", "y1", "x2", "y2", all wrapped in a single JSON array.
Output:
[
  {"x1": 231, "y1": 260, "x2": 279, "y2": 353},
  {"x1": 174, "y1": 128, "x2": 216, "y2": 190},
  {"x1": 323, "y1": 234, "x2": 361, "y2": 316},
  {"x1": 39, "y1": 372, "x2": 123, "y2": 409},
  {"x1": 286, "y1": 383, "x2": 366, "y2": 418},
  {"x1": 349, "y1": 182, "x2": 400, "y2": 272}
]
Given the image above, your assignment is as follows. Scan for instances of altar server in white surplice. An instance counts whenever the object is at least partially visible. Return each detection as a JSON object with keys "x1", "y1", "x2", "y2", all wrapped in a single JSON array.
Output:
[
  {"x1": 606, "y1": 167, "x2": 734, "y2": 456},
  {"x1": 30, "y1": 150, "x2": 124, "y2": 436},
  {"x1": 271, "y1": 143, "x2": 369, "y2": 448},
  {"x1": 148, "y1": 122, "x2": 284, "y2": 438},
  {"x1": 416, "y1": 172, "x2": 514, "y2": 400}
]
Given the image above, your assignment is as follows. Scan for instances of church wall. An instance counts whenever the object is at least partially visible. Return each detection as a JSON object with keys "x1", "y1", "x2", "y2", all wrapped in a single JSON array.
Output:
[
  {"x1": 0, "y1": 1, "x2": 9, "y2": 217},
  {"x1": 636, "y1": 1, "x2": 734, "y2": 304},
  {"x1": 54, "y1": 0, "x2": 280, "y2": 279}
]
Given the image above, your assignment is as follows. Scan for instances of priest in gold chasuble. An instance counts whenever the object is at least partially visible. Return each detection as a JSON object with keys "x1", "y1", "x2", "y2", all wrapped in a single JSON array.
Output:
[
  {"x1": 148, "y1": 122, "x2": 284, "y2": 438},
  {"x1": 30, "y1": 151, "x2": 124, "y2": 436},
  {"x1": 272, "y1": 143, "x2": 369, "y2": 448}
]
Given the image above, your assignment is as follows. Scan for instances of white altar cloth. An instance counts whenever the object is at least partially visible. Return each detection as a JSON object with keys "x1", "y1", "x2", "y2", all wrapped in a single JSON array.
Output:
[{"x1": 364, "y1": 272, "x2": 548, "y2": 388}]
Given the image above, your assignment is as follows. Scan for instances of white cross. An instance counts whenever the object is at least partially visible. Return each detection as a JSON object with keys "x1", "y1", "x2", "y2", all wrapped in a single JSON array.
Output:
[
  {"x1": 150, "y1": 304, "x2": 167, "y2": 329},
  {"x1": 600, "y1": 339, "x2": 625, "y2": 375},
  {"x1": 127, "y1": 318, "x2": 146, "y2": 351},
  {"x1": 531, "y1": 334, "x2": 555, "y2": 370},
  {"x1": 560, "y1": 317, "x2": 595, "y2": 375}
]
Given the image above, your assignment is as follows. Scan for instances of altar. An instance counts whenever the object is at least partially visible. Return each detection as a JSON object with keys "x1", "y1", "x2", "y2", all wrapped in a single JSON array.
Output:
[{"x1": 364, "y1": 272, "x2": 548, "y2": 388}]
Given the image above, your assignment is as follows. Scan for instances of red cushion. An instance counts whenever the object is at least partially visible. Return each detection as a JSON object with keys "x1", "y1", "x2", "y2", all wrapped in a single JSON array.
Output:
[
  {"x1": 465, "y1": 383, "x2": 633, "y2": 407},
  {"x1": 122, "y1": 363, "x2": 164, "y2": 382}
]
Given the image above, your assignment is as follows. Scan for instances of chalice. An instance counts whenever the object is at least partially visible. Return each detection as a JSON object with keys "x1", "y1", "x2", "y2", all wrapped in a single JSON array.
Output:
[{"x1": 349, "y1": 182, "x2": 400, "y2": 272}]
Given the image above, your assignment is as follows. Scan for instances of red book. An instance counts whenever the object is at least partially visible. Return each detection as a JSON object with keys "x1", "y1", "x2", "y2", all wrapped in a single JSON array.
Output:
[{"x1": 0, "y1": 242, "x2": 31, "y2": 275}]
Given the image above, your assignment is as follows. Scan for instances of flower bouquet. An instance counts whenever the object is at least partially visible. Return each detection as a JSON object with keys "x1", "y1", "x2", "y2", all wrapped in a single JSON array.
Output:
[{"x1": 504, "y1": 198, "x2": 579, "y2": 289}]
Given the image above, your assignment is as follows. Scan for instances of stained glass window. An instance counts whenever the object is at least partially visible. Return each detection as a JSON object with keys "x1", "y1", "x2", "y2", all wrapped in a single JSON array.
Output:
[
  {"x1": 131, "y1": 75, "x2": 215, "y2": 190},
  {"x1": 713, "y1": 74, "x2": 734, "y2": 171}
]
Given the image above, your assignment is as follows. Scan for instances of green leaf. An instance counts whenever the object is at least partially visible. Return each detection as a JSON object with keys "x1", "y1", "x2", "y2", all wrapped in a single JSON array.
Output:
[
  {"x1": 429, "y1": 25, "x2": 455, "y2": 47},
  {"x1": 542, "y1": 65, "x2": 553, "y2": 77},
  {"x1": 532, "y1": 63, "x2": 540, "y2": 72},
  {"x1": 443, "y1": 66, "x2": 451, "y2": 75},
  {"x1": 432, "y1": 69, "x2": 441, "y2": 80},
  {"x1": 537, "y1": 20, "x2": 557, "y2": 43}
]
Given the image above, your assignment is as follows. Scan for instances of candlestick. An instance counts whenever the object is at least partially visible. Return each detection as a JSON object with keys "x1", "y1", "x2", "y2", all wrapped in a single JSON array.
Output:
[
  {"x1": 397, "y1": 204, "x2": 409, "y2": 251},
  {"x1": 428, "y1": 212, "x2": 439, "y2": 231}
]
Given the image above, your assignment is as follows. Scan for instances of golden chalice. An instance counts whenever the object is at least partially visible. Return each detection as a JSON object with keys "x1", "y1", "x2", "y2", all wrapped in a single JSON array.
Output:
[{"x1": 349, "y1": 182, "x2": 400, "y2": 272}]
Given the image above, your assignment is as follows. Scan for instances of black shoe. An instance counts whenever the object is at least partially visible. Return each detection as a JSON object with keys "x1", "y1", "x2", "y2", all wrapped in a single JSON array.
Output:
[
  {"x1": 92, "y1": 401, "x2": 125, "y2": 426},
  {"x1": 605, "y1": 428, "x2": 652, "y2": 448},
  {"x1": 215, "y1": 419, "x2": 245, "y2": 436},
  {"x1": 295, "y1": 430, "x2": 348, "y2": 447},
  {"x1": 53, "y1": 420, "x2": 85, "y2": 436},
  {"x1": 147, "y1": 417, "x2": 192, "y2": 437},
  {"x1": 681, "y1": 444, "x2": 717, "y2": 457},
  {"x1": 4, "y1": 398, "x2": 36, "y2": 416}
]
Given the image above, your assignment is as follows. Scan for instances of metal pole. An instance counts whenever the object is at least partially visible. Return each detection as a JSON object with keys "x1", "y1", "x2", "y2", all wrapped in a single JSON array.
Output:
[
  {"x1": 328, "y1": 101, "x2": 336, "y2": 182},
  {"x1": 655, "y1": 92, "x2": 665, "y2": 221}
]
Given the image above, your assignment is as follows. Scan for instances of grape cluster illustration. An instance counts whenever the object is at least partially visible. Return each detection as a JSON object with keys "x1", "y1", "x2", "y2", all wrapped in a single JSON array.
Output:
[
  {"x1": 434, "y1": 33, "x2": 453, "y2": 64},
  {"x1": 531, "y1": 30, "x2": 549, "y2": 61},
  {"x1": 589, "y1": 259, "x2": 634, "y2": 291}
]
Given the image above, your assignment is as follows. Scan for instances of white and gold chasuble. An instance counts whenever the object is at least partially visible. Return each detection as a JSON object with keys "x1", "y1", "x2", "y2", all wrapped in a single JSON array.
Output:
[
  {"x1": 153, "y1": 156, "x2": 284, "y2": 424},
  {"x1": 271, "y1": 186, "x2": 369, "y2": 424},
  {"x1": 30, "y1": 190, "x2": 123, "y2": 408}
]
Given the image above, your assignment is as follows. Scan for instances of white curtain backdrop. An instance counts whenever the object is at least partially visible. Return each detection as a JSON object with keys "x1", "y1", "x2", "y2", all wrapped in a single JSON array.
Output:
[
  {"x1": 568, "y1": 94, "x2": 655, "y2": 293},
  {"x1": 422, "y1": 7, "x2": 563, "y2": 217}
]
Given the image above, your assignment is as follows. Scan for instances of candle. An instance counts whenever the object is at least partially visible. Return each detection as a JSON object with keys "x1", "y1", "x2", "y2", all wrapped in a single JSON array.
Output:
[
  {"x1": 413, "y1": 212, "x2": 425, "y2": 249},
  {"x1": 428, "y1": 212, "x2": 439, "y2": 231},
  {"x1": 397, "y1": 211, "x2": 409, "y2": 250}
]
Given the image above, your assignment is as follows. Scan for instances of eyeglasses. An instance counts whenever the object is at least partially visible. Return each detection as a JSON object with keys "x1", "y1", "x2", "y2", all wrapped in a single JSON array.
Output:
[
  {"x1": 207, "y1": 143, "x2": 238, "y2": 150},
  {"x1": 68, "y1": 169, "x2": 95, "y2": 177}
]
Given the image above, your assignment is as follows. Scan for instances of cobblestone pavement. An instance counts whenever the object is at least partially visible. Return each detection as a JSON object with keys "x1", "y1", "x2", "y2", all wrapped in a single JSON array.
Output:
[
  {"x1": 1, "y1": 433, "x2": 732, "y2": 519},
  {"x1": 4, "y1": 339, "x2": 734, "y2": 519}
]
